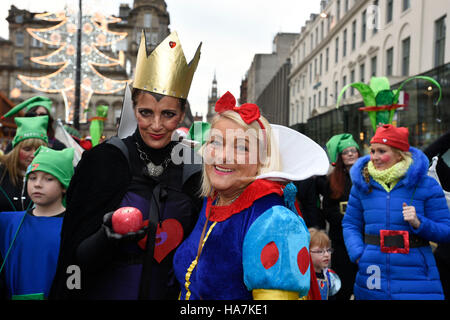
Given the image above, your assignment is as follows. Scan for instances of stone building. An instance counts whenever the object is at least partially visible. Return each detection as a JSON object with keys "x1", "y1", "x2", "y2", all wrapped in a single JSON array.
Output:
[
  {"x1": 245, "y1": 33, "x2": 298, "y2": 104},
  {"x1": 0, "y1": 0, "x2": 195, "y2": 140},
  {"x1": 288, "y1": 0, "x2": 449, "y2": 135}
]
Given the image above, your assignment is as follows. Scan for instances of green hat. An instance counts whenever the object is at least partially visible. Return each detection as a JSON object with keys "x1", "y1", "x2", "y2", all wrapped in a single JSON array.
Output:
[
  {"x1": 12, "y1": 116, "x2": 49, "y2": 148},
  {"x1": 326, "y1": 133, "x2": 359, "y2": 164},
  {"x1": 186, "y1": 121, "x2": 211, "y2": 147},
  {"x1": 2, "y1": 96, "x2": 52, "y2": 119},
  {"x1": 26, "y1": 146, "x2": 74, "y2": 189}
]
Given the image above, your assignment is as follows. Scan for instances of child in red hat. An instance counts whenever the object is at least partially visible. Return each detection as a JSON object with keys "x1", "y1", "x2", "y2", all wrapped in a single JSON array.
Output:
[{"x1": 342, "y1": 124, "x2": 450, "y2": 300}]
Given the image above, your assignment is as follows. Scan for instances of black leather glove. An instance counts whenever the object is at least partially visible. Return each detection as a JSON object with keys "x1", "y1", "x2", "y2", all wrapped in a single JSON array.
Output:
[{"x1": 102, "y1": 211, "x2": 148, "y2": 242}]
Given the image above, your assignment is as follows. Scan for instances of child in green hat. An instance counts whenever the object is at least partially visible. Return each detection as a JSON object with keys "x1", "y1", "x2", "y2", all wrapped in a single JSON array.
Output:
[
  {"x1": 0, "y1": 146, "x2": 74, "y2": 299},
  {"x1": 316, "y1": 133, "x2": 361, "y2": 300},
  {"x1": 0, "y1": 116, "x2": 49, "y2": 213}
]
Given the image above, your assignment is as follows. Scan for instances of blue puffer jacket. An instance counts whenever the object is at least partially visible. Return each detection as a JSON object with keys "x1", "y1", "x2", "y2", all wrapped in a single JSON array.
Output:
[{"x1": 342, "y1": 147, "x2": 450, "y2": 300}]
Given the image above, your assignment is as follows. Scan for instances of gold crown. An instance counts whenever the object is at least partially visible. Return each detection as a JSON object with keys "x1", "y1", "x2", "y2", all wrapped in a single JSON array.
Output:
[{"x1": 133, "y1": 31, "x2": 202, "y2": 99}]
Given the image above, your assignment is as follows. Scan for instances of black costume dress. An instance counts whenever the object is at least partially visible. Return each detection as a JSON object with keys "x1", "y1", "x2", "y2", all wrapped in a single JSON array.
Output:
[
  {"x1": 49, "y1": 129, "x2": 202, "y2": 300},
  {"x1": 316, "y1": 172, "x2": 357, "y2": 300},
  {"x1": 0, "y1": 167, "x2": 32, "y2": 213}
]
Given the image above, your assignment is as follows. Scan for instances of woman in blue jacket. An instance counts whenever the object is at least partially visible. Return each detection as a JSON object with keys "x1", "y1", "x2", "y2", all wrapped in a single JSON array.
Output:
[{"x1": 342, "y1": 125, "x2": 450, "y2": 300}]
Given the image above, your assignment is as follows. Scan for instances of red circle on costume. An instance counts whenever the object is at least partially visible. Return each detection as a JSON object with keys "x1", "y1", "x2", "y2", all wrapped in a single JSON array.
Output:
[
  {"x1": 297, "y1": 247, "x2": 309, "y2": 274},
  {"x1": 260, "y1": 241, "x2": 279, "y2": 269}
]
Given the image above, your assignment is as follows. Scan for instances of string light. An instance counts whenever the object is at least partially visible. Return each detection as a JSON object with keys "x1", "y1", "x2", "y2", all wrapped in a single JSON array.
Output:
[{"x1": 18, "y1": 8, "x2": 131, "y2": 124}]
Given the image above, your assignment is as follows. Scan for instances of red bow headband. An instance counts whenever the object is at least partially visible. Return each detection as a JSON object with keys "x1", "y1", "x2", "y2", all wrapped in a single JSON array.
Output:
[{"x1": 215, "y1": 91, "x2": 266, "y2": 131}]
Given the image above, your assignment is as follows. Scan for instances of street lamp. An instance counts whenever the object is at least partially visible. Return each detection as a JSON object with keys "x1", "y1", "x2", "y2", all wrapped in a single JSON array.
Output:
[{"x1": 74, "y1": 0, "x2": 82, "y2": 130}]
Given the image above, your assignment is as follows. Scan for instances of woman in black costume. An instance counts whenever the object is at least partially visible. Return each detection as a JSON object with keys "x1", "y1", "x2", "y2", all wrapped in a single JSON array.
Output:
[{"x1": 49, "y1": 31, "x2": 202, "y2": 300}]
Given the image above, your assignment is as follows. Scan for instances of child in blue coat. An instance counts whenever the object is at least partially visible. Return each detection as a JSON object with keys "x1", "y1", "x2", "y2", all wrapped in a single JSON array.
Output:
[
  {"x1": 0, "y1": 146, "x2": 74, "y2": 299},
  {"x1": 343, "y1": 125, "x2": 450, "y2": 300}
]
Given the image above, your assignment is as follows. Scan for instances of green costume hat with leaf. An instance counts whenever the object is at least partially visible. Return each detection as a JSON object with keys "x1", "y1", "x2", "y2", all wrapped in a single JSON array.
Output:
[
  {"x1": 89, "y1": 105, "x2": 109, "y2": 147},
  {"x1": 12, "y1": 116, "x2": 49, "y2": 148},
  {"x1": 326, "y1": 133, "x2": 359, "y2": 164},
  {"x1": 1, "y1": 96, "x2": 52, "y2": 119},
  {"x1": 336, "y1": 76, "x2": 442, "y2": 131}
]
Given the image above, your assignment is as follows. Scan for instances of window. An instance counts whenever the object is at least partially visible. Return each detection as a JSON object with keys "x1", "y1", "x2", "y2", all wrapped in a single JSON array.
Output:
[
  {"x1": 334, "y1": 81, "x2": 339, "y2": 102},
  {"x1": 386, "y1": 47, "x2": 394, "y2": 76},
  {"x1": 310, "y1": 63, "x2": 313, "y2": 83},
  {"x1": 350, "y1": 69, "x2": 355, "y2": 95},
  {"x1": 15, "y1": 32, "x2": 24, "y2": 47},
  {"x1": 403, "y1": 0, "x2": 410, "y2": 12},
  {"x1": 16, "y1": 52, "x2": 24, "y2": 67},
  {"x1": 345, "y1": 0, "x2": 349, "y2": 13},
  {"x1": 324, "y1": 87, "x2": 328, "y2": 106},
  {"x1": 352, "y1": 20, "x2": 357, "y2": 51},
  {"x1": 31, "y1": 37, "x2": 43, "y2": 48},
  {"x1": 361, "y1": 10, "x2": 367, "y2": 43},
  {"x1": 326, "y1": 47, "x2": 329, "y2": 72},
  {"x1": 336, "y1": 0, "x2": 341, "y2": 21},
  {"x1": 360, "y1": 63, "x2": 365, "y2": 83},
  {"x1": 342, "y1": 75, "x2": 347, "y2": 99},
  {"x1": 314, "y1": 58, "x2": 317, "y2": 76},
  {"x1": 319, "y1": 91, "x2": 322, "y2": 106},
  {"x1": 371, "y1": 56, "x2": 377, "y2": 77},
  {"x1": 320, "y1": 53, "x2": 323, "y2": 75},
  {"x1": 343, "y1": 29, "x2": 347, "y2": 57},
  {"x1": 402, "y1": 37, "x2": 410, "y2": 76},
  {"x1": 321, "y1": 20, "x2": 324, "y2": 41},
  {"x1": 373, "y1": 0, "x2": 379, "y2": 35},
  {"x1": 335, "y1": 37, "x2": 339, "y2": 63},
  {"x1": 316, "y1": 27, "x2": 319, "y2": 47},
  {"x1": 435, "y1": 16, "x2": 446, "y2": 67},
  {"x1": 387, "y1": 0, "x2": 393, "y2": 24},
  {"x1": 311, "y1": 34, "x2": 314, "y2": 51},
  {"x1": 144, "y1": 13, "x2": 152, "y2": 28}
]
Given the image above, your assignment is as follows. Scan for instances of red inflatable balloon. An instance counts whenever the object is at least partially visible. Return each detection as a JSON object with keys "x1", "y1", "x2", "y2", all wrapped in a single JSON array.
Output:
[{"x1": 112, "y1": 207, "x2": 144, "y2": 235}]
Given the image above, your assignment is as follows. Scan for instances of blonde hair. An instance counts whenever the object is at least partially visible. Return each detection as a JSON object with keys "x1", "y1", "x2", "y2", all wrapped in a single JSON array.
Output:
[
  {"x1": 0, "y1": 138, "x2": 47, "y2": 186},
  {"x1": 309, "y1": 228, "x2": 331, "y2": 249},
  {"x1": 199, "y1": 111, "x2": 282, "y2": 198}
]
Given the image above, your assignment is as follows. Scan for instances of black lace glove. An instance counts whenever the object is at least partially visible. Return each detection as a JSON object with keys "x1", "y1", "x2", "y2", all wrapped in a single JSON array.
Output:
[{"x1": 102, "y1": 211, "x2": 148, "y2": 242}]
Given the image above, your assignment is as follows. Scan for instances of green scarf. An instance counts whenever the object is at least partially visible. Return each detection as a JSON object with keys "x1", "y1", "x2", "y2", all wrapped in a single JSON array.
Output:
[{"x1": 367, "y1": 157, "x2": 412, "y2": 192}]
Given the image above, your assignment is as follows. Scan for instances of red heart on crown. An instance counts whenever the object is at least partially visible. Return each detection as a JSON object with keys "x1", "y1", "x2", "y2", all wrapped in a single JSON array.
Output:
[
  {"x1": 138, "y1": 218, "x2": 184, "y2": 263},
  {"x1": 169, "y1": 41, "x2": 176, "y2": 48}
]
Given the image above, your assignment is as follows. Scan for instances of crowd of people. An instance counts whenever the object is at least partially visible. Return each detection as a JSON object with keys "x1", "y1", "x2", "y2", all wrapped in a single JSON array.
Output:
[{"x1": 0, "y1": 30, "x2": 449, "y2": 301}]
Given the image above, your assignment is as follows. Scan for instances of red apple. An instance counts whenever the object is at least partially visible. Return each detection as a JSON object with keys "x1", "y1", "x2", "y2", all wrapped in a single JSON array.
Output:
[{"x1": 111, "y1": 207, "x2": 144, "y2": 235}]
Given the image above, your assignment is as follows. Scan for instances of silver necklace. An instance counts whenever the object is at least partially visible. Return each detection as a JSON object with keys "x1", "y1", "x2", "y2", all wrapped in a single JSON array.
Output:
[
  {"x1": 216, "y1": 192, "x2": 241, "y2": 206},
  {"x1": 135, "y1": 142, "x2": 172, "y2": 177}
]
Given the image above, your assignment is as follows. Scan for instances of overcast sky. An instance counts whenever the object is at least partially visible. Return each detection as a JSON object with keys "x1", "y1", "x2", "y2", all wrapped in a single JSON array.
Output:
[{"x1": 0, "y1": 0, "x2": 321, "y2": 119}]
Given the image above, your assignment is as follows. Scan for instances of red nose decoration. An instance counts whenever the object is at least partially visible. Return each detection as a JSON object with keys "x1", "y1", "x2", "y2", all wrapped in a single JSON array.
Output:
[
  {"x1": 261, "y1": 241, "x2": 279, "y2": 270},
  {"x1": 169, "y1": 41, "x2": 176, "y2": 48}
]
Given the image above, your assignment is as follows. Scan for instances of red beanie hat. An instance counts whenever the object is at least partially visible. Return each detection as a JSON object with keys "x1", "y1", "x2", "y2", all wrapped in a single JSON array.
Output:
[{"x1": 370, "y1": 124, "x2": 410, "y2": 151}]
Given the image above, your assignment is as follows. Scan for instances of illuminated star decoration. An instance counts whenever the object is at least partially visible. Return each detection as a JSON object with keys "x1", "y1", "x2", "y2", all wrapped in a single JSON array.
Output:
[{"x1": 18, "y1": 8, "x2": 130, "y2": 124}]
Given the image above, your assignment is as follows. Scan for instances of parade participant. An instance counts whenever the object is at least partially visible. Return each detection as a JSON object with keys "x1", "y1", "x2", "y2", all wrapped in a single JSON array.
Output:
[
  {"x1": 0, "y1": 146, "x2": 74, "y2": 299},
  {"x1": 173, "y1": 91, "x2": 329, "y2": 300},
  {"x1": 2, "y1": 96, "x2": 66, "y2": 152},
  {"x1": 49, "y1": 31, "x2": 203, "y2": 300},
  {"x1": 0, "y1": 116, "x2": 48, "y2": 213},
  {"x1": 315, "y1": 133, "x2": 360, "y2": 300},
  {"x1": 342, "y1": 124, "x2": 450, "y2": 299},
  {"x1": 424, "y1": 130, "x2": 450, "y2": 299},
  {"x1": 309, "y1": 228, "x2": 341, "y2": 300}
]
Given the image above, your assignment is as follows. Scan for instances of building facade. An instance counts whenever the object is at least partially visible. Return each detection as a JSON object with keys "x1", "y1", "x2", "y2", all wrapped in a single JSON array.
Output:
[
  {"x1": 246, "y1": 33, "x2": 298, "y2": 104},
  {"x1": 289, "y1": 0, "x2": 449, "y2": 148},
  {"x1": 0, "y1": 0, "x2": 195, "y2": 140},
  {"x1": 256, "y1": 59, "x2": 291, "y2": 126}
]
